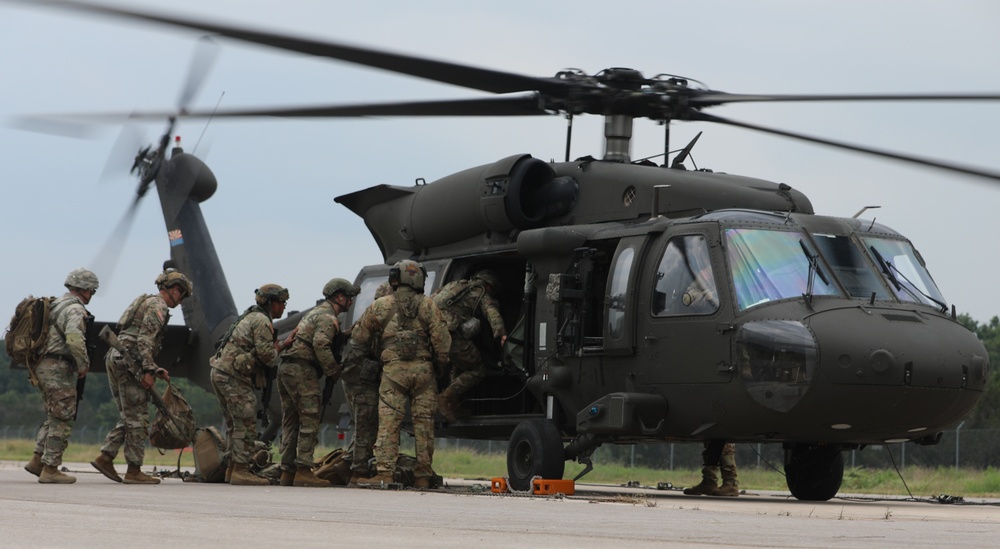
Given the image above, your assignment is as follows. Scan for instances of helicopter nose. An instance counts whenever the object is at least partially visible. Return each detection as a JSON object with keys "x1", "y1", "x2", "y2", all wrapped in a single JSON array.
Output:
[{"x1": 811, "y1": 308, "x2": 988, "y2": 390}]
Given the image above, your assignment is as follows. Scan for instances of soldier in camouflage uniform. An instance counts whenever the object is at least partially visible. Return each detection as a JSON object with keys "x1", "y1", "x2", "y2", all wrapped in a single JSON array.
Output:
[
  {"x1": 91, "y1": 269, "x2": 192, "y2": 485},
  {"x1": 25, "y1": 268, "x2": 98, "y2": 484},
  {"x1": 354, "y1": 261, "x2": 450, "y2": 489},
  {"x1": 433, "y1": 270, "x2": 507, "y2": 422},
  {"x1": 211, "y1": 283, "x2": 291, "y2": 486},
  {"x1": 341, "y1": 280, "x2": 392, "y2": 485},
  {"x1": 683, "y1": 441, "x2": 740, "y2": 497},
  {"x1": 277, "y1": 278, "x2": 359, "y2": 488}
]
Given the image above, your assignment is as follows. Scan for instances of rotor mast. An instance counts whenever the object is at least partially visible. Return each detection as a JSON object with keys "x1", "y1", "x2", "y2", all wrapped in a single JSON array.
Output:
[{"x1": 597, "y1": 68, "x2": 646, "y2": 163}]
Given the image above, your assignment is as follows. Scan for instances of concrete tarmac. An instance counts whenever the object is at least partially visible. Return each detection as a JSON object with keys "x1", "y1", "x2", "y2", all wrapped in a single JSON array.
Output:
[{"x1": 2, "y1": 461, "x2": 998, "y2": 548}]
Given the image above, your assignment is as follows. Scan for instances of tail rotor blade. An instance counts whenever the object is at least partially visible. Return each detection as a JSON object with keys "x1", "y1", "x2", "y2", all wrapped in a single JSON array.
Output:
[{"x1": 90, "y1": 195, "x2": 143, "y2": 291}]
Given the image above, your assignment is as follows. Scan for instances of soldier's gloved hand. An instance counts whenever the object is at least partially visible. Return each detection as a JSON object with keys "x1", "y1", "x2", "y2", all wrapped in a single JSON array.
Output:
[
  {"x1": 141, "y1": 372, "x2": 155, "y2": 390},
  {"x1": 155, "y1": 368, "x2": 171, "y2": 383}
]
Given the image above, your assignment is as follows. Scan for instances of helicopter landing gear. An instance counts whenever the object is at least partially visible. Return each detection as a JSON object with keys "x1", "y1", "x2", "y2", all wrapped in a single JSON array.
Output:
[
  {"x1": 506, "y1": 419, "x2": 565, "y2": 491},
  {"x1": 784, "y1": 443, "x2": 844, "y2": 501}
]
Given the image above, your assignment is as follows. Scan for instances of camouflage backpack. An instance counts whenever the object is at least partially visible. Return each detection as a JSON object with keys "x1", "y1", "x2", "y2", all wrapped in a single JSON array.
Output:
[{"x1": 4, "y1": 296, "x2": 54, "y2": 385}]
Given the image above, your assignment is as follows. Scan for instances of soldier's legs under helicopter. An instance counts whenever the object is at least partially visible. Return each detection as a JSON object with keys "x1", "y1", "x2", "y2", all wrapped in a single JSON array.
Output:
[
  {"x1": 438, "y1": 337, "x2": 485, "y2": 422},
  {"x1": 683, "y1": 441, "x2": 739, "y2": 496}
]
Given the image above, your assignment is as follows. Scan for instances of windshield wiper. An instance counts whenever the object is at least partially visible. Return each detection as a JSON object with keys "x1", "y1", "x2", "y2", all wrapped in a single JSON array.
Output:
[
  {"x1": 869, "y1": 245, "x2": 948, "y2": 312},
  {"x1": 799, "y1": 239, "x2": 830, "y2": 307}
]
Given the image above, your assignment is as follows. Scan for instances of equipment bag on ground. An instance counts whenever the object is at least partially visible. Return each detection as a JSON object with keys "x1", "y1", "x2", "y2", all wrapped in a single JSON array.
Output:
[{"x1": 149, "y1": 382, "x2": 197, "y2": 449}]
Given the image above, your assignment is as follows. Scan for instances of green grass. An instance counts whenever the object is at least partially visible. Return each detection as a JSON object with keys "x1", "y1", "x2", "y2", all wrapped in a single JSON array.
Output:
[{"x1": 4, "y1": 439, "x2": 999, "y2": 496}]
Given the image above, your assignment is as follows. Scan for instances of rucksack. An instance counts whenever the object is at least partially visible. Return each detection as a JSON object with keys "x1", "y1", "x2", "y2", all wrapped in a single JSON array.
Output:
[
  {"x1": 191, "y1": 426, "x2": 228, "y2": 483},
  {"x1": 149, "y1": 383, "x2": 197, "y2": 449},
  {"x1": 4, "y1": 296, "x2": 54, "y2": 385}
]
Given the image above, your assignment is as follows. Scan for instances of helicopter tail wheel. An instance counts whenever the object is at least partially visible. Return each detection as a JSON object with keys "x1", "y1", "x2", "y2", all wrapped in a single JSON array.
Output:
[
  {"x1": 506, "y1": 419, "x2": 565, "y2": 491},
  {"x1": 784, "y1": 443, "x2": 844, "y2": 501}
]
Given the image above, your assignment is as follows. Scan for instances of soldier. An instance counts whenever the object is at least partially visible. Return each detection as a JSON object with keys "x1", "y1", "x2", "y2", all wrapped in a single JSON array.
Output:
[
  {"x1": 341, "y1": 280, "x2": 393, "y2": 485},
  {"x1": 354, "y1": 261, "x2": 450, "y2": 489},
  {"x1": 276, "y1": 278, "x2": 358, "y2": 488},
  {"x1": 433, "y1": 270, "x2": 506, "y2": 422},
  {"x1": 683, "y1": 441, "x2": 740, "y2": 497},
  {"x1": 24, "y1": 268, "x2": 98, "y2": 484},
  {"x1": 211, "y1": 283, "x2": 292, "y2": 486},
  {"x1": 91, "y1": 269, "x2": 192, "y2": 485}
]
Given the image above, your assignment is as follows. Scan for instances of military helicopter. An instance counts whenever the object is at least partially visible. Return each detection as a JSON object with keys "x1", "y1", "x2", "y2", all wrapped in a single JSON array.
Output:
[{"x1": 8, "y1": 1, "x2": 997, "y2": 501}]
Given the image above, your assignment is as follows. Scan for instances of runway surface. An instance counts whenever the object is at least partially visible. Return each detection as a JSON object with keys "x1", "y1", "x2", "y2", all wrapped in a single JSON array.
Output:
[{"x1": 2, "y1": 461, "x2": 997, "y2": 548}]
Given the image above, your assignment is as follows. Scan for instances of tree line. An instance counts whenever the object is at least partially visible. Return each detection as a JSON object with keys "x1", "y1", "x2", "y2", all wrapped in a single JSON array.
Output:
[{"x1": 2, "y1": 313, "x2": 999, "y2": 433}]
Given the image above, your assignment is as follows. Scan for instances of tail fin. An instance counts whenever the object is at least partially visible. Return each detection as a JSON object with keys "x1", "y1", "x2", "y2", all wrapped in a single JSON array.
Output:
[{"x1": 151, "y1": 144, "x2": 237, "y2": 388}]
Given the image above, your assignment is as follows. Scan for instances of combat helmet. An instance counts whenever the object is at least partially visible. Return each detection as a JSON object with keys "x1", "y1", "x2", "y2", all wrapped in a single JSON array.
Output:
[
  {"x1": 323, "y1": 278, "x2": 360, "y2": 299},
  {"x1": 471, "y1": 269, "x2": 501, "y2": 292},
  {"x1": 389, "y1": 259, "x2": 426, "y2": 292},
  {"x1": 155, "y1": 269, "x2": 193, "y2": 298},
  {"x1": 64, "y1": 268, "x2": 99, "y2": 292},
  {"x1": 255, "y1": 283, "x2": 289, "y2": 306}
]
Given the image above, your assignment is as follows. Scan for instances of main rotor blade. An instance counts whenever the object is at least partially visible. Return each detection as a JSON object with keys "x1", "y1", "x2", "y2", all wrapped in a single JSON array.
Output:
[
  {"x1": 24, "y1": 95, "x2": 552, "y2": 121},
  {"x1": 692, "y1": 111, "x2": 1000, "y2": 184},
  {"x1": 689, "y1": 91, "x2": 1000, "y2": 108},
  {"x1": 176, "y1": 35, "x2": 220, "y2": 111},
  {"x1": 18, "y1": 0, "x2": 572, "y2": 96}
]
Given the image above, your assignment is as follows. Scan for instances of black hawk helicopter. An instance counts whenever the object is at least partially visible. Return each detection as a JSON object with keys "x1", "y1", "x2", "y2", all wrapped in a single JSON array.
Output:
[{"x1": 10, "y1": 0, "x2": 997, "y2": 501}]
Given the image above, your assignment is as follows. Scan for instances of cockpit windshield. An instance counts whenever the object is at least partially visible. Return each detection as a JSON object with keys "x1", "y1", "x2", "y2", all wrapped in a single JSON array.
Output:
[
  {"x1": 726, "y1": 228, "x2": 838, "y2": 310},
  {"x1": 862, "y1": 237, "x2": 947, "y2": 308}
]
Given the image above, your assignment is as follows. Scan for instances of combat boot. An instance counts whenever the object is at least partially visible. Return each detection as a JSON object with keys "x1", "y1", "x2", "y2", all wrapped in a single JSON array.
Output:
[
  {"x1": 682, "y1": 477, "x2": 717, "y2": 496},
  {"x1": 24, "y1": 452, "x2": 43, "y2": 477},
  {"x1": 348, "y1": 473, "x2": 363, "y2": 487},
  {"x1": 230, "y1": 463, "x2": 270, "y2": 486},
  {"x1": 356, "y1": 472, "x2": 394, "y2": 487},
  {"x1": 39, "y1": 464, "x2": 76, "y2": 484},
  {"x1": 413, "y1": 477, "x2": 431, "y2": 490},
  {"x1": 91, "y1": 452, "x2": 122, "y2": 483},
  {"x1": 123, "y1": 464, "x2": 160, "y2": 485},
  {"x1": 225, "y1": 461, "x2": 234, "y2": 484},
  {"x1": 711, "y1": 481, "x2": 740, "y2": 497},
  {"x1": 294, "y1": 466, "x2": 332, "y2": 488},
  {"x1": 437, "y1": 388, "x2": 458, "y2": 423},
  {"x1": 280, "y1": 468, "x2": 295, "y2": 487}
]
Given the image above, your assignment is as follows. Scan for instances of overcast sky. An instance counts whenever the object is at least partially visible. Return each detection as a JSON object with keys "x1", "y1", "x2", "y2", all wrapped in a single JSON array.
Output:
[{"x1": 2, "y1": 0, "x2": 999, "y2": 328}]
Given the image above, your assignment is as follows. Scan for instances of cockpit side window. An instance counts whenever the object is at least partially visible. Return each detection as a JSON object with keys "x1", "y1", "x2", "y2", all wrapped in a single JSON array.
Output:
[{"x1": 652, "y1": 235, "x2": 719, "y2": 316}]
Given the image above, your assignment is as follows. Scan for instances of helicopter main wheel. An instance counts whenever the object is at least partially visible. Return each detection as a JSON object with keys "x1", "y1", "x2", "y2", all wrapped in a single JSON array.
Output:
[
  {"x1": 506, "y1": 418, "x2": 565, "y2": 491},
  {"x1": 784, "y1": 443, "x2": 844, "y2": 501}
]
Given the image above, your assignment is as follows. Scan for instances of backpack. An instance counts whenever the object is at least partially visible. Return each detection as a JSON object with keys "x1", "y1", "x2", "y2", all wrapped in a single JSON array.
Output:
[
  {"x1": 4, "y1": 296, "x2": 54, "y2": 385},
  {"x1": 191, "y1": 426, "x2": 228, "y2": 483},
  {"x1": 149, "y1": 383, "x2": 197, "y2": 449}
]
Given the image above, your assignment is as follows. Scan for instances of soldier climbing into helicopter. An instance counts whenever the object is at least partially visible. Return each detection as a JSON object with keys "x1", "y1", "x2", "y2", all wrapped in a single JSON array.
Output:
[{"x1": 432, "y1": 270, "x2": 507, "y2": 422}]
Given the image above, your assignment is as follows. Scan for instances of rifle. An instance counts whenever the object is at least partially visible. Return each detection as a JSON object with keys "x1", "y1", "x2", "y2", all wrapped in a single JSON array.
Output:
[
  {"x1": 320, "y1": 330, "x2": 348, "y2": 422},
  {"x1": 98, "y1": 326, "x2": 173, "y2": 420},
  {"x1": 257, "y1": 365, "x2": 276, "y2": 427},
  {"x1": 320, "y1": 375, "x2": 335, "y2": 422},
  {"x1": 74, "y1": 312, "x2": 96, "y2": 421},
  {"x1": 74, "y1": 375, "x2": 86, "y2": 421}
]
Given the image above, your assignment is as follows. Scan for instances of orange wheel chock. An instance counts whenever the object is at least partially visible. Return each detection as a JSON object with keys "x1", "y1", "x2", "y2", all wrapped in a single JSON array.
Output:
[
  {"x1": 532, "y1": 478, "x2": 575, "y2": 496},
  {"x1": 491, "y1": 477, "x2": 509, "y2": 493}
]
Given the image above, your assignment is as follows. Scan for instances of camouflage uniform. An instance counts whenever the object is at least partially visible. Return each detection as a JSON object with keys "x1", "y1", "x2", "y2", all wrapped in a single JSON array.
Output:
[
  {"x1": 341, "y1": 281, "x2": 392, "y2": 478},
  {"x1": 351, "y1": 286, "x2": 450, "y2": 480},
  {"x1": 32, "y1": 293, "x2": 91, "y2": 467},
  {"x1": 100, "y1": 294, "x2": 170, "y2": 466},
  {"x1": 433, "y1": 278, "x2": 506, "y2": 399},
  {"x1": 278, "y1": 299, "x2": 341, "y2": 470},
  {"x1": 211, "y1": 305, "x2": 277, "y2": 466}
]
